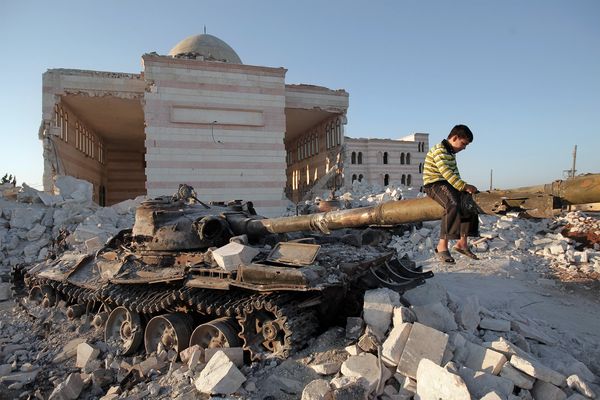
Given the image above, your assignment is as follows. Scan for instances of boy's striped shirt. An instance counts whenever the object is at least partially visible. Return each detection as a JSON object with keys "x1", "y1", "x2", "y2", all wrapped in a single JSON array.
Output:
[{"x1": 423, "y1": 140, "x2": 466, "y2": 191}]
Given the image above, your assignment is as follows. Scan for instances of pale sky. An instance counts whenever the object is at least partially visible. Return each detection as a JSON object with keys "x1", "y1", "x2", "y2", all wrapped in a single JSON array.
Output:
[{"x1": 1, "y1": 0, "x2": 599, "y2": 191}]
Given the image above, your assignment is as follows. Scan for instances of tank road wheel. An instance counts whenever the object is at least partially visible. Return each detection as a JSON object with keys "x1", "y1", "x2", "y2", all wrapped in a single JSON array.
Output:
[
  {"x1": 189, "y1": 317, "x2": 241, "y2": 350},
  {"x1": 28, "y1": 285, "x2": 57, "y2": 308},
  {"x1": 239, "y1": 309, "x2": 290, "y2": 360},
  {"x1": 144, "y1": 313, "x2": 193, "y2": 355},
  {"x1": 104, "y1": 307, "x2": 144, "y2": 355}
]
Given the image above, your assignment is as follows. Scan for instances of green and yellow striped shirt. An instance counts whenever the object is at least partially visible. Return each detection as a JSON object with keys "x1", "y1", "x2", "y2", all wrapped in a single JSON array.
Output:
[{"x1": 423, "y1": 140, "x2": 466, "y2": 191}]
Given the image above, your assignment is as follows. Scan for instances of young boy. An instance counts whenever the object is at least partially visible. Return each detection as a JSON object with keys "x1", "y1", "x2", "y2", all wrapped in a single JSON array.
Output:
[{"x1": 423, "y1": 124, "x2": 479, "y2": 263}]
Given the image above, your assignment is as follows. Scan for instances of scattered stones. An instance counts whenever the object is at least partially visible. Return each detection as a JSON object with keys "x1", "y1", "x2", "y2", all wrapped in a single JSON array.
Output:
[
  {"x1": 396, "y1": 322, "x2": 448, "y2": 379},
  {"x1": 566, "y1": 374, "x2": 596, "y2": 398},
  {"x1": 381, "y1": 322, "x2": 412, "y2": 367},
  {"x1": 340, "y1": 353, "x2": 381, "y2": 393},
  {"x1": 415, "y1": 358, "x2": 471, "y2": 399},
  {"x1": 194, "y1": 350, "x2": 245, "y2": 395},
  {"x1": 362, "y1": 288, "x2": 401, "y2": 339},
  {"x1": 48, "y1": 372, "x2": 83, "y2": 400},
  {"x1": 510, "y1": 355, "x2": 566, "y2": 386},
  {"x1": 302, "y1": 379, "x2": 333, "y2": 400}
]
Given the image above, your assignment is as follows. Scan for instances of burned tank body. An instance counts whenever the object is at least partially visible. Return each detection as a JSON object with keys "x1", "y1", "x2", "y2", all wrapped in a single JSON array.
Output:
[{"x1": 23, "y1": 174, "x2": 600, "y2": 361}]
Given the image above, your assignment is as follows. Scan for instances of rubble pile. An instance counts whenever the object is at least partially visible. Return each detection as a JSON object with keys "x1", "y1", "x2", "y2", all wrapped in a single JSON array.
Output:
[
  {"x1": 388, "y1": 212, "x2": 600, "y2": 278},
  {"x1": 0, "y1": 176, "x2": 142, "y2": 279}
]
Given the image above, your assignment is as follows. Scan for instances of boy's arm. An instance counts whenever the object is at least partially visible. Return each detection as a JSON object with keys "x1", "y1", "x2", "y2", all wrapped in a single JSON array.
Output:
[{"x1": 432, "y1": 149, "x2": 467, "y2": 191}]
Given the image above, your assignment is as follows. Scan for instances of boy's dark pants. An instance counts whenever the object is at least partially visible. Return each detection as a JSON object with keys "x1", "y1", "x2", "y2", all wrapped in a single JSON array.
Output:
[{"x1": 424, "y1": 181, "x2": 479, "y2": 240}]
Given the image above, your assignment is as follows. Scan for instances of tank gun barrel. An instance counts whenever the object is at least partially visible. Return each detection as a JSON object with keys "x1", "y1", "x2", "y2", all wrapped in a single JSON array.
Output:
[{"x1": 246, "y1": 174, "x2": 600, "y2": 235}]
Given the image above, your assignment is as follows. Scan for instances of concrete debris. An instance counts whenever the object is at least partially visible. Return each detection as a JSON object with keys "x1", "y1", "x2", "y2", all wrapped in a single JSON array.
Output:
[
  {"x1": 194, "y1": 350, "x2": 245, "y2": 395},
  {"x1": 1, "y1": 180, "x2": 600, "y2": 399},
  {"x1": 415, "y1": 358, "x2": 471, "y2": 399}
]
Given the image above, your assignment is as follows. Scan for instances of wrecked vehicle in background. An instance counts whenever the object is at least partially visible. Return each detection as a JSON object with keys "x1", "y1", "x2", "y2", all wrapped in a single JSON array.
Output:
[{"x1": 22, "y1": 174, "x2": 600, "y2": 362}]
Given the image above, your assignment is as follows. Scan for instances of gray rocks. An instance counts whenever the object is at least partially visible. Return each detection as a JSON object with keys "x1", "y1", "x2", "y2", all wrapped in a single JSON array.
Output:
[
  {"x1": 194, "y1": 350, "x2": 245, "y2": 395},
  {"x1": 415, "y1": 359, "x2": 470, "y2": 399}
]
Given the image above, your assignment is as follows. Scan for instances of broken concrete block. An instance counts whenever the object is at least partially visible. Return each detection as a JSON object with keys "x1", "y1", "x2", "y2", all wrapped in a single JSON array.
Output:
[
  {"x1": 457, "y1": 366, "x2": 514, "y2": 399},
  {"x1": 345, "y1": 316, "x2": 364, "y2": 340},
  {"x1": 0, "y1": 370, "x2": 39, "y2": 385},
  {"x1": 484, "y1": 337, "x2": 534, "y2": 361},
  {"x1": 510, "y1": 355, "x2": 566, "y2": 386},
  {"x1": 459, "y1": 341, "x2": 507, "y2": 375},
  {"x1": 531, "y1": 380, "x2": 567, "y2": 400},
  {"x1": 211, "y1": 242, "x2": 259, "y2": 272},
  {"x1": 415, "y1": 358, "x2": 471, "y2": 400},
  {"x1": 53, "y1": 338, "x2": 87, "y2": 364},
  {"x1": 411, "y1": 301, "x2": 458, "y2": 332},
  {"x1": 194, "y1": 350, "x2": 245, "y2": 395},
  {"x1": 302, "y1": 379, "x2": 333, "y2": 400},
  {"x1": 48, "y1": 372, "x2": 83, "y2": 400},
  {"x1": 26, "y1": 224, "x2": 46, "y2": 241},
  {"x1": 180, "y1": 344, "x2": 201, "y2": 364},
  {"x1": 340, "y1": 353, "x2": 381, "y2": 393},
  {"x1": 403, "y1": 282, "x2": 448, "y2": 306},
  {"x1": 511, "y1": 320, "x2": 557, "y2": 345},
  {"x1": 310, "y1": 361, "x2": 341, "y2": 376},
  {"x1": 381, "y1": 322, "x2": 412, "y2": 367},
  {"x1": 357, "y1": 326, "x2": 379, "y2": 352},
  {"x1": 330, "y1": 376, "x2": 369, "y2": 400},
  {"x1": 479, "y1": 317, "x2": 511, "y2": 332},
  {"x1": 396, "y1": 322, "x2": 448, "y2": 380},
  {"x1": 480, "y1": 391, "x2": 503, "y2": 400},
  {"x1": 0, "y1": 283, "x2": 11, "y2": 301},
  {"x1": 264, "y1": 374, "x2": 304, "y2": 396},
  {"x1": 344, "y1": 344, "x2": 361, "y2": 356},
  {"x1": 187, "y1": 347, "x2": 204, "y2": 371},
  {"x1": 566, "y1": 374, "x2": 596, "y2": 398},
  {"x1": 500, "y1": 362, "x2": 535, "y2": 389},
  {"x1": 54, "y1": 175, "x2": 93, "y2": 202},
  {"x1": 204, "y1": 347, "x2": 244, "y2": 368},
  {"x1": 363, "y1": 288, "x2": 400, "y2": 339},
  {"x1": 137, "y1": 356, "x2": 163, "y2": 376},
  {"x1": 454, "y1": 295, "x2": 480, "y2": 332},
  {"x1": 392, "y1": 306, "x2": 416, "y2": 326},
  {"x1": 75, "y1": 343, "x2": 99, "y2": 370}
]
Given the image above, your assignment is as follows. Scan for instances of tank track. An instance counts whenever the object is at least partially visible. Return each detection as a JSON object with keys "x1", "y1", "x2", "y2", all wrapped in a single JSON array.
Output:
[{"x1": 24, "y1": 276, "x2": 319, "y2": 360}]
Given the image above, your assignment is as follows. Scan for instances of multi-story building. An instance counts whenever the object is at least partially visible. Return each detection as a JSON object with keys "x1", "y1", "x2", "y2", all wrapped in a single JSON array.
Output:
[{"x1": 344, "y1": 133, "x2": 429, "y2": 191}]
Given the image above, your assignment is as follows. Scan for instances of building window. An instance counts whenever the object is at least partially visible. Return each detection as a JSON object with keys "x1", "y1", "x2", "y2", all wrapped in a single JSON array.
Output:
[
  {"x1": 384, "y1": 174, "x2": 389, "y2": 186},
  {"x1": 352, "y1": 174, "x2": 357, "y2": 182},
  {"x1": 335, "y1": 118, "x2": 341, "y2": 145},
  {"x1": 401, "y1": 174, "x2": 406, "y2": 185},
  {"x1": 351, "y1": 151, "x2": 356, "y2": 164},
  {"x1": 400, "y1": 153, "x2": 405, "y2": 165},
  {"x1": 418, "y1": 163, "x2": 423, "y2": 173},
  {"x1": 407, "y1": 174, "x2": 412, "y2": 186},
  {"x1": 406, "y1": 153, "x2": 411, "y2": 165},
  {"x1": 358, "y1": 152, "x2": 363, "y2": 164},
  {"x1": 358, "y1": 174, "x2": 363, "y2": 182},
  {"x1": 383, "y1": 152, "x2": 388, "y2": 165}
]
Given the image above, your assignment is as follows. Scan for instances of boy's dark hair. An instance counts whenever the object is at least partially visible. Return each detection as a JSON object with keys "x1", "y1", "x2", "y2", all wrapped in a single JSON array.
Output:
[{"x1": 448, "y1": 124, "x2": 473, "y2": 143}]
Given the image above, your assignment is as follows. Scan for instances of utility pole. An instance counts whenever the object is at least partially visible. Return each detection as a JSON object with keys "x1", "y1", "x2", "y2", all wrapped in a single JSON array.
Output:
[
  {"x1": 571, "y1": 145, "x2": 577, "y2": 178},
  {"x1": 489, "y1": 169, "x2": 493, "y2": 191}
]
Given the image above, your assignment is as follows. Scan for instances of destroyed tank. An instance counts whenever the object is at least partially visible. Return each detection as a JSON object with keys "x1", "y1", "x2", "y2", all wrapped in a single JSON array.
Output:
[{"x1": 22, "y1": 174, "x2": 600, "y2": 361}]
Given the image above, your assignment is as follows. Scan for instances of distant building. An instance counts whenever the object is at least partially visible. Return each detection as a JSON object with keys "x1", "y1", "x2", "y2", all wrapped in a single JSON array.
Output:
[
  {"x1": 39, "y1": 34, "x2": 348, "y2": 216},
  {"x1": 344, "y1": 133, "x2": 429, "y2": 190}
]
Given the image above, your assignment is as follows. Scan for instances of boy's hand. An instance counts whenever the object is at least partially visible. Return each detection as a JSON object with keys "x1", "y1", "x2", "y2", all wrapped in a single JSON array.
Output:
[{"x1": 464, "y1": 184, "x2": 478, "y2": 194}]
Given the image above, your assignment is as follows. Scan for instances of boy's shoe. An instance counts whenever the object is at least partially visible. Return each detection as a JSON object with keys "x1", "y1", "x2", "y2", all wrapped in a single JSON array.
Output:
[
  {"x1": 434, "y1": 248, "x2": 455, "y2": 264},
  {"x1": 452, "y1": 246, "x2": 479, "y2": 260}
]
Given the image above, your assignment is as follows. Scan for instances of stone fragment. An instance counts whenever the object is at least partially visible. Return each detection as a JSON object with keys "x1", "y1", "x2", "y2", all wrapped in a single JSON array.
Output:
[
  {"x1": 310, "y1": 361, "x2": 341, "y2": 375},
  {"x1": 412, "y1": 301, "x2": 458, "y2": 332},
  {"x1": 54, "y1": 175, "x2": 93, "y2": 202},
  {"x1": 204, "y1": 347, "x2": 244, "y2": 368},
  {"x1": 340, "y1": 353, "x2": 381, "y2": 392},
  {"x1": 345, "y1": 316, "x2": 364, "y2": 340},
  {"x1": 403, "y1": 282, "x2": 448, "y2": 306},
  {"x1": 187, "y1": 347, "x2": 204, "y2": 371},
  {"x1": 454, "y1": 295, "x2": 480, "y2": 332},
  {"x1": 9, "y1": 207, "x2": 45, "y2": 229},
  {"x1": 392, "y1": 306, "x2": 416, "y2": 325},
  {"x1": 75, "y1": 343, "x2": 99, "y2": 370},
  {"x1": 363, "y1": 288, "x2": 400, "y2": 339},
  {"x1": 344, "y1": 344, "x2": 361, "y2": 356},
  {"x1": 457, "y1": 366, "x2": 514, "y2": 399},
  {"x1": 180, "y1": 344, "x2": 201, "y2": 364},
  {"x1": 302, "y1": 379, "x2": 333, "y2": 400},
  {"x1": 510, "y1": 355, "x2": 566, "y2": 386},
  {"x1": 211, "y1": 242, "x2": 259, "y2": 272},
  {"x1": 48, "y1": 372, "x2": 83, "y2": 400},
  {"x1": 511, "y1": 320, "x2": 557, "y2": 345},
  {"x1": 0, "y1": 370, "x2": 38, "y2": 385},
  {"x1": 531, "y1": 380, "x2": 567, "y2": 400},
  {"x1": 483, "y1": 337, "x2": 534, "y2": 361},
  {"x1": 53, "y1": 338, "x2": 86, "y2": 363},
  {"x1": 415, "y1": 358, "x2": 471, "y2": 400},
  {"x1": 26, "y1": 224, "x2": 46, "y2": 241},
  {"x1": 455, "y1": 340, "x2": 507, "y2": 375},
  {"x1": 479, "y1": 318, "x2": 511, "y2": 332},
  {"x1": 0, "y1": 283, "x2": 11, "y2": 301},
  {"x1": 91, "y1": 369, "x2": 113, "y2": 389},
  {"x1": 500, "y1": 362, "x2": 535, "y2": 389},
  {"x1": 265, "y1": 374, "x2": 304, "y2": 395},
  {"x1": 194, "y1": 350, "x2": 245, "y2": 395},
  {"x1": 396, "y1": 322, "x2": 448, "y2": 380},
  {"x1": 137, "y1": 356, "x2": 163, "y2": 376},
  {"x1": 566, "y1": 374, "x2": 596, "y2": 398},
  {"x1": 480, "y1": 391, "x2": 503, "y2": 400},
  {"x1": 381, "y1": 322, "x2": 412, "y2": 367},
  {"x1": 330, "y1": 376, "x2": 369, "y2": 399},
  {"x1": 357, "y1": 327, "x2": 379, "y2": 352}
]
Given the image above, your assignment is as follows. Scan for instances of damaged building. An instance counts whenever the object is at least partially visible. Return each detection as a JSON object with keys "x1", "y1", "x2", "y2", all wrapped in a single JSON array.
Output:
[{"x1": 39, "y1": 33, "x2": 349, "y2": 216}]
